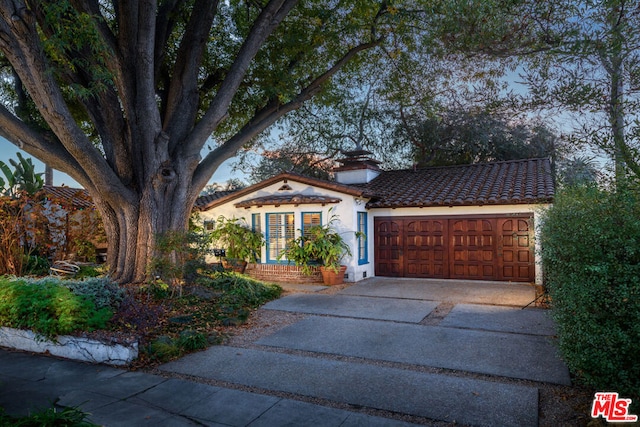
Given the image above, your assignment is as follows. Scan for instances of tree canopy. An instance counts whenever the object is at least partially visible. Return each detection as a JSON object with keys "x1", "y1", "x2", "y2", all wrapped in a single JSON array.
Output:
[
  {"x1": 0, "y1": 0, "x2": 442, "y2": 282},
  {"x1": 0, "y1": 0, "x2": 579, "y2": 282}
]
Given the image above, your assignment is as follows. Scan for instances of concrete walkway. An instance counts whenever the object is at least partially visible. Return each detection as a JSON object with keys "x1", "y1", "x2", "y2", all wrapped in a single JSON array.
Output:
[
  {"x1": 1, "y1": 278, "x2": 570, "y2": 426},
  {"x1": 161, "y1": 278, "x2": 570, "y2": 426},
  {"x1": 0, "y1": 349, "x2": 415, "y2": 426}
]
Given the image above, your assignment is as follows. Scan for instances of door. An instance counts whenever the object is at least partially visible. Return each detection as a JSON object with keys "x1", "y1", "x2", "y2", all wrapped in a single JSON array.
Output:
[
  {"x1": 449, "y1": 218, "x2": 497, "y2": 280},
  {"x1": 374, "y1": 218, "x2": 403, "y2": 276},
  {"x1": 498, "y1": 217, "x2": 535, "y2": 282},
  {"x1": 374, "y1": 215, "x2": 535, "y2": 282},
  {"x1": 405, "y1": 218, "x2": 447, "y2": 278}
]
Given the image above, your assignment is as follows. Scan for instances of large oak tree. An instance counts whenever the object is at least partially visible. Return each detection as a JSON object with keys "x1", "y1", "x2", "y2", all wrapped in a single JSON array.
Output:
[{"x1": 0, "y1": 0, "x2": 403, "y2": 283}]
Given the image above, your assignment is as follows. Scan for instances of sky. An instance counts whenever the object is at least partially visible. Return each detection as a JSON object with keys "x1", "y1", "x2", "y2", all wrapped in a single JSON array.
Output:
[{"x1": 0, "y1": 136, "x2": 236, "y2": 188}]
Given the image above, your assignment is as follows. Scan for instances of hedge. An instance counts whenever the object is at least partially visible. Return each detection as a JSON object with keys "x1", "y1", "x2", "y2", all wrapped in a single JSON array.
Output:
[{"x1": 540, "y1": 184, "x2": 640, "y2": 404}]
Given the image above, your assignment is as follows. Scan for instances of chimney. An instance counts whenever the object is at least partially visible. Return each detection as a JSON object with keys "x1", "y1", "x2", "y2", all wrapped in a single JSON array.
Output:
[{"x1": 334, "y1": 149, "x2": 381, "y2": 185}]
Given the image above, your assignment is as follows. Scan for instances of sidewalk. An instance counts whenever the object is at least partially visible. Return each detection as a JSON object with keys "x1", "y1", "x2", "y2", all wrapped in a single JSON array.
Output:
[{"x1": 0, "y1": 349, "x2": 417, "y2": 426}]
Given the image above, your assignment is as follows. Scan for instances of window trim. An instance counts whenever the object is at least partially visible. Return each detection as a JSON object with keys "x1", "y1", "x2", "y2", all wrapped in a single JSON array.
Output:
[
  {"x1": 301, "y1": 211, "x2": 322, "y2": 238},
  {"x1": 357, "y1": 211, "x2": 368, "y2": 265},
  {"x1": 265, "y1": 212, "x2": 295, "y2": 263}
]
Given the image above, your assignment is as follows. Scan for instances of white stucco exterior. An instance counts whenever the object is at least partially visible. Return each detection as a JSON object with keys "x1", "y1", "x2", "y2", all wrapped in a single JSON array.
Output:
[{"x1": 200, "y1": 175, "x2": 550, "y2": 285}]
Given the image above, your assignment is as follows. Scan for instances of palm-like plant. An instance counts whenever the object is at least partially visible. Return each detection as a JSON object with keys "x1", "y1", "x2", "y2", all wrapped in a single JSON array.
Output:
[{"x1": 0, "y1": 153, "x2": 44, "y2": 197}]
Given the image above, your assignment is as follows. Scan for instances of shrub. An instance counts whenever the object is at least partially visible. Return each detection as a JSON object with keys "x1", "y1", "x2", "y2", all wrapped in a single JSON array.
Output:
[
  {"x1": 0, "y1": 405, "x2": 97, "y2": 426},
  {"x1": 0, "y1": 277, "x2": 115, "y2": 339},
  {"x1": 20, "y1": 276, "x2": 124, "y2": 310},
  {"x1": 203, "y1": 272, "x2": 282, "y2": 308},
  {"x1": 22, "y1": 255, "x2": 50, "y2": 276},
  {"x1": 147, "y1": 330, "x2": 208, "y2": 362},
  {"x1": 540, "y1": 184, "x2": 640, "y2": 404}
]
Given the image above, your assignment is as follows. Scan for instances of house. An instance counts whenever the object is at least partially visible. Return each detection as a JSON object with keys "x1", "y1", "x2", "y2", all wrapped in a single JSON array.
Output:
[
  {"x1": 40, "y1": 186, "x2": 107, "y2": 262},
  {"x1": 196, "y1": 151, "x2": 555, "y2": 285}
]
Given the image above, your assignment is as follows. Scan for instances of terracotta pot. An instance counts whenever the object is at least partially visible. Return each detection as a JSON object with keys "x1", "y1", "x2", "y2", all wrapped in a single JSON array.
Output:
[{"x1": 319, "y1": 265, "x2": 347, "y2": 285}]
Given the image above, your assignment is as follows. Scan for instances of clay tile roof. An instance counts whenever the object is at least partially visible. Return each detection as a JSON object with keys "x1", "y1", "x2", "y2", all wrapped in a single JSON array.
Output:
[
  {"x1": 235, "y1": 194, "x2": 341, "y2": 208},
  {"x1": 195, "y1": 172, "x2": 368, "y2": 211},
  {"x1": 42, "y1": 186, "x2": 93, "y2": 209},
  {"x1": 360, "y1": 158, "x2": 555, "y2": 209},
  {"x1": 194, "y1": 190, "x2": 236, "y2": 209}
]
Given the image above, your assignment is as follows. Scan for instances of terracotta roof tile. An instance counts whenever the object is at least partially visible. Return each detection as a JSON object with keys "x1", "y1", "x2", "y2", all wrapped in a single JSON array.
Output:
[
  {"x1": 194, "y1": 191, "x2": 236, "y2": 209},
  {"x1": 42, "y1": 186, "x2": 93, "y2": 209},
  {"x1": 359, "y1": 158, "x2": 555, "y2": 208},
  {"x1": 235, "y1": 194, "x2": 341, "y2": 208}
]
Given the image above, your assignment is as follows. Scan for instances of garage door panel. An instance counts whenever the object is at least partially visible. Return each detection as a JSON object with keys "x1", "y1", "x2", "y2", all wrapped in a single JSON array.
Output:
[
  {"x1": 404, "y1": 218, "x2": 447, "y2": 279},
  {"x1": 375, "y1": 219, "x2": 403, "y2": 277},
  {"x1": 449, "y1": 218, "x2": 496, "y2": 280},
  {"x1": 498, "y1": 218, "x2": 535, "y2": 282},
  {"x1": 375, "y1": 216, "x2": 535, "y2": 282}
]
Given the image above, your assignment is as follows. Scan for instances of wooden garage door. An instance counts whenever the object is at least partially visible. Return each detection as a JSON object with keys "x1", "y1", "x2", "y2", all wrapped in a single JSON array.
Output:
[{"x1": 374, "y1": 216, "x2": 534, "y2": 282}]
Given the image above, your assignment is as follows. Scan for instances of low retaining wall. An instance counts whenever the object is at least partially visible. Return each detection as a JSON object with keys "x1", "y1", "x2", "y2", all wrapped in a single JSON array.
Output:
[
  {"x1": 0, "y1": 327, "x2": 138, "y2": 366},
  {"x1": 245, "y1": 263, "x2": 324, "y2": 284}
]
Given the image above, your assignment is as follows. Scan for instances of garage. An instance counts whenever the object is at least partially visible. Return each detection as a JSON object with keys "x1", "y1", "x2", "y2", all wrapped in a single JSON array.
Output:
[{"x1": 374, "y1": 215, "x2": 535, "y2": 282}]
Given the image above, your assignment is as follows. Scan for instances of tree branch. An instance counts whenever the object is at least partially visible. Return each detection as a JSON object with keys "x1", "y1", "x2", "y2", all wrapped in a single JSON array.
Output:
[
  {"x1": 164, "y1": 0, "x2": 218, "y2": 148},
  {"x1": 0, "y1": 1, "x2": 134, "y2": 204},
  {"x1": 192, "y1": 38, "x2": 381, "y2": 190},
  {"x1": 0, "y1": 102, "x2": 89, "y2": 184},
  {"x1": 188, "y1": 0, "x2": 298, "y2": 155}
]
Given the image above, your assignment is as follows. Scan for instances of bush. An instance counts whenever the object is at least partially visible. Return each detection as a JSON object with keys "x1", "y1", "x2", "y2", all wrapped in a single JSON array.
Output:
[
  {"x1": 0, "y1": 277, "x2": 116, "y2": 339},
  {"x1": 0, "y1": 405, "x2": 97, "y2": 426},
  {"x1": 540, "y1": 184, "x2": 640, "y2": 403},
  {"x1": 147, "y1": 330, "x2": 208, "y2": 362},
  {"x1": 20, "y1": 276, "x2": 124, "y2": 310},
  {"x1": 203, "y1": 272, "x2": 282, "y2": 308}
]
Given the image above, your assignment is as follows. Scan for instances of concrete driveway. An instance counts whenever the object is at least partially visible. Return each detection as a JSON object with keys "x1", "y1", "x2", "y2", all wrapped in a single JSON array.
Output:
[{"x1": 161, "y1": 278, "x2": 571, "y2": 427}]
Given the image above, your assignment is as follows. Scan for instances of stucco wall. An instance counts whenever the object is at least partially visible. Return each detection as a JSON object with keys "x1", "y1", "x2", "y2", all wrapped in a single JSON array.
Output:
[
  {"x1": 200, "y1": 176, "x2": 550, "y2": 285},
  {"x1": 200, "y1": 178, "x2": 368, "y2": 282}
]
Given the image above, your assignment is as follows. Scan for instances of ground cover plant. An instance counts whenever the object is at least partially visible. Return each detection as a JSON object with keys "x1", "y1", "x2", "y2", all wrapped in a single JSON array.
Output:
[
  {"x1": 0, "y1": 405, "x2": 97, "y2": 427},
  {"x1": 140, "y1": 271, "x2": 282, "y2": 364},
  {"x1": 0, "y1": 277, "x2": 117, "y2": 339},
  {"x1": 0, "y1": 267, "x2": 282, "y2": 367},
  {"x1": 540, "y1": 183, "x2": 640, "y2": 410}
]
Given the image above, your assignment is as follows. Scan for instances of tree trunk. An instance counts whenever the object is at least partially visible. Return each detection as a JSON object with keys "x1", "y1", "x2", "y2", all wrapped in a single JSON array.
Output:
[{"x1": 95, "y1": 168, "x2": 197, "y2": 285}]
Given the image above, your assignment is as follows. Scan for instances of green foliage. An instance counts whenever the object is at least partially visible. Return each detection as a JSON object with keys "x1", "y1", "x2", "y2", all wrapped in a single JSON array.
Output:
[
  {"x1": 141, "y1": 279, "x2": 171, "y2": 300},
  {"x1": 147, "y1": 330, "x2": 208, "y2": 362},
  {"x1": 208, "y1": 216, "x2": 264, "y2": 262},
  {"x1": 0, "y1": 404, "x2": 97, "y2": 427},
  {"x1": 280, "y1": 210, "x2": 353, "y2": 273},
  {"x1": 148, "y1": 226, "x2": 213, "y2": 293},
  {"x1": 73, "y1": 265, "x2": 103, "y2": 280},
  {"x1": 0, "y1": 277, "x2": 118, "y2": 338},
  {"x1": 203, "y1": 272, "x2": 282, "y2": 309},
  {"x1": 20, "y1": 276, "x2": 123, "y2": 311},
  {"x1": 540, "y1": 184, "x2": 640, "y2": 403},
  {"x1": 0, "y1": 153, "x2": 43, "y2": 197},
  {"x1": 176, "y1": 329, "x2": 208, "y2": 351},
  {"x1": 72, "y1": 238, "x2": 96, "y2": 263},
  {"x1": 22, "y1": 255, "x2": 50, "y2": 276},
  {"x1": 398, "y1": 109, "x2": 563, "y2": 167}
]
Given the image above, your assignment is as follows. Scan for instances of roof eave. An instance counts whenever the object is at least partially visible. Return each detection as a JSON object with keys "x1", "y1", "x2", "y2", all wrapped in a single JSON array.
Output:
[{"x1": 198, "y1": 173, "x2": 368, "y2": 211}]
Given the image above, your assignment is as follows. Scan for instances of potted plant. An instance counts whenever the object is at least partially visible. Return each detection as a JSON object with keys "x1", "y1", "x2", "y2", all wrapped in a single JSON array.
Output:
[
  {"x1": 281, "y1": 211, "x2": 353, "y2": 285},
  {"x1": 209, "y1": 216, "x2": 263, "y2": 273}
]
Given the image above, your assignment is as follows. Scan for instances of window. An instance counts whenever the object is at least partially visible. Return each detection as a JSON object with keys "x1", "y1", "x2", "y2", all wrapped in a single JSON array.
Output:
[
  {"x1": 301, "y1": 212, "x2": 321, "y2": 238},
  {"x1": 251, "y1": 213, "x2": 262, "y2": 261},
  {"x1": 357, "y1": 212, "x2": 368, "y2": 264},
  {"x1": 204, "y1": 220, "x2": 215, "y2": 232},
  {"x1": 266, "y1": 213, "x2": 295, "y2": 262},
  {"x1": 252, "y1": 213, "x2": 261, "y2": 234}
]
